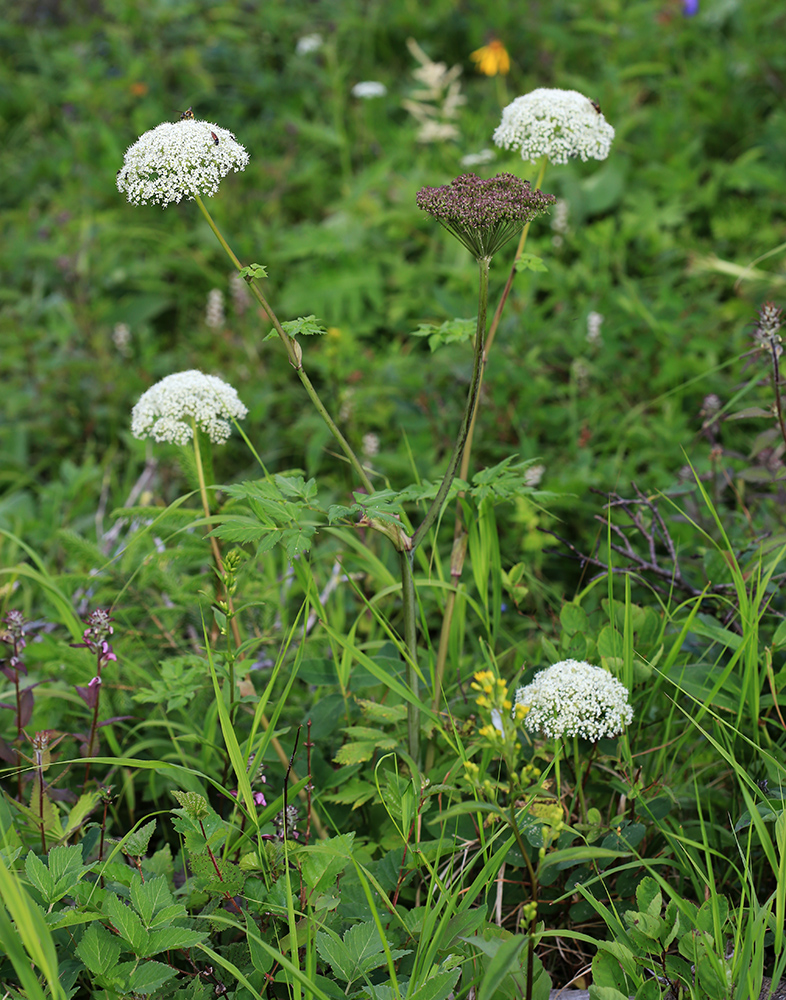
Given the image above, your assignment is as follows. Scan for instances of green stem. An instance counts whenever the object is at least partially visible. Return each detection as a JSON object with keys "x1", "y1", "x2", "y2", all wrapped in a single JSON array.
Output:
[
  {"x1": 194, "y1": 195, "x2": 373, "y2": 493},
  {"x1": 400, "y1": 551, "x2": 420, "y2": 762},
  {"x1": 425, "y1": 159, "x2": 549, "y2": 767},
  {"x1": 411, "y1": 255, "x2": 490, "y2": 551}
]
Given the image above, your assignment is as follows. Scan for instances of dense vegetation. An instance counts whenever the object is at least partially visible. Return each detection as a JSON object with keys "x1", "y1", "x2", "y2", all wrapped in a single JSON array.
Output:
[{"x1": 3, "y1": 1, "x2": 786, "y2": 997}]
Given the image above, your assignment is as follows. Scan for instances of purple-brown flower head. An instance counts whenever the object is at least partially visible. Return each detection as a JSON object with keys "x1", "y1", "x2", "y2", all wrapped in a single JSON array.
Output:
[
  {"x1": 416, "y1": 172, "x2": 555, "y2": 259},
  {"x1": 753, "y1": 301, "x2": 783, "y2": 354}
]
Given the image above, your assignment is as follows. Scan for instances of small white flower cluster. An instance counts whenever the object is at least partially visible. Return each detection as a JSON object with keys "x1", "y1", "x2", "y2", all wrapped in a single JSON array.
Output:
[
  {"x1": 131, "y1": 370, "x2": 248, "y2": 446},
  {"x1": 586, "y1": 311, "x2": 604, "y2": 345},
  {"x1": 523, "y1": 463, "x2": 545, "y2": 487},
  {"x1": 117, "y1": 119, "x2": 249, "y2": 208},
  {"x1": 515, "y1": 659, "x2": 633, "y2": 742},
  {"x1": 461, "y1": 148, "x2": 496, "y2": 167},
  {"x1": 296, "y1": 33, "x2": 323, "y2": 55},
  {"x1": 551, "y1": 198, "x2": 570, "y2": 246},
  {"x1": 493, "y1": 88, "x2": 615, "y2": 165},
  {"x1": 112, "y1": 322, "x2": 131, "y2": 355},
  {"x1": 352, "y1": 81, "x2": 387, "y2": 99},
  {"x1": 205, "y1": 288, "x2": 225, "y2": 329},
  {"x1": 229, "y1": 271, "x2": 251, "y2": 315}
]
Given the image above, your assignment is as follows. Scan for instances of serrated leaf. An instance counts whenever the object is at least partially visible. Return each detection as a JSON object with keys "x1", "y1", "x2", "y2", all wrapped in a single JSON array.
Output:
[
  {"x1": 323, "y1": 779, "x2": 378, "y2": 810},
  {"x1": 355, "y1": 699, "x2": 407, "y2": 724},
  {"x1": 149, "y1": 902, "x2": 189, "y2": 927},
  {"x1": 515, "y1": 252, "x2": 548, "y2": 272},
  {"x1": 143, "y1": 926, "x2": 207, "y2": 956},
  {"x1": 118, "y1": 958, "x2": 179, "y2": 994},
  {"x1": 635, "y1": 876, "x2": 662, "y2": 918},
  {"x1": 301, "y1": 834, "x2": 354, "y2": 894},
  {"x1": 130, "y1": 876, "x2": 173, "y2": 926},
  {"x1": 24, "y1": 851, "x2": 55, "y2": 903},
  {"x1": 122, "y1": 819, "x2": 157, "y2": 858},
  {"x1": 316, "y1": 931, "x2": 355, "y2": 982},
  {"x1": 76, "y1": 921, "x2": 122, "y2": 976},
  {"x1": 281, "y1": 315, "x2": 327, "y2": 337},
  {"x1": 105, "y1": 892, "x2": 148, "y2": 952},
  {"x1": 409, "y1": 968, "x2": 461, "y2": 1000},
  {"x1": 238, "y1": 263, "x2": 268, "y2": 280},
  {"x1": 334, "y1": 736, "x2": 397, "y2": 765},
  {"x1": 411, "y1": 317, "x2": 475, "y2": 352}
]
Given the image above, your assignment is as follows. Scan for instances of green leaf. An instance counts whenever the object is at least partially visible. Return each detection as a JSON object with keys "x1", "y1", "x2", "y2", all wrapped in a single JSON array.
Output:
[
  {"x1": 238, "y1": 263, "x2": 267, "y2": 281},
  {"x1": 143, "y1": 926, "x2": 207, "y2": 956},
  {"x1": 76, "y1": 921, "x2": 122, "y2": 976},
  {"x1": 624, "y1": 909, "x2": 663, "y2": 941},
  {"x1": 281, "y1": 315, "x2": 327, "y2": 337},
  {"x1": 334, "y1": 735, "x2": 397, "y2": 765},
  {"x1": 560, "y1": 602, "x2": 590, "y2": 636},
  {"x1": 61, "y1": 791, "x2": 101, "y2": 840},
  {"x1": 635, "y1": 876, "x2": 662, "y2": 918},
  {"x1": 410, "y1": 317, "x2": 475, "y2": 352},
  {"x1": 105, "y1": 892, "x2": 148, "y2": 952},
  {"x1": 589, "y1": 988, "x2": 630, "y2": 1000},
  {"x1": 122, "y1": 819, "x2": 157, "y2": 858},
  {"x1": 478, "y1": 934, "x2": 527, "y2": 1000},
  {"x1": 515, "y1": 252, "x2": 548, "y2": 272},
  {"x1": 301, "y1": 834, "x2": 354, "y2": 894},
  {"x1": 24, "y1": 852, "x2": 55, "y2": 903},
  {"x1": 118, "y1": 958, "x2": 178, "y2": 994},
  {"x1": 130, "y1": 876, "x2": 173, "y2": 926},
  {"x1": 315, "y1": 930, "x2": 355, "y2": 982},
  {"x1": 409, "y1": 968, "x2": 461, "y2": 1000}
]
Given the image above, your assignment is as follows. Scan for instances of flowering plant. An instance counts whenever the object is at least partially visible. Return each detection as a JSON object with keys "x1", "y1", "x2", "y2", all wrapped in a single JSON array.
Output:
[
  {"x1": 131, "y1": 370, "x2": 248, "y2": 446},
  {"x1": 493, "y1": 87, "x2": 615, "y2": 164},
  {"x1": 514, "y1": 659, "x2": 633, "y2": 742},
  {"x1": 116, "y1": 118, "x2": 249, "y2": 207}
]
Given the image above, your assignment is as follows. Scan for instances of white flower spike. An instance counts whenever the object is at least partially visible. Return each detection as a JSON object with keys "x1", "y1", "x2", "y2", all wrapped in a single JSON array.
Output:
[
  {"x1": 131, "y1": 370, "x2": 248, "y2": 446},
  {"x1": 493, "y1": 88, "x2": 615, "y2": 165},
  {"x1": 514, "y1": 659, "x2": 632, "y2": 742},
  {"x1": 117, "y1": 118, "x2": 249, "y2": 208}
]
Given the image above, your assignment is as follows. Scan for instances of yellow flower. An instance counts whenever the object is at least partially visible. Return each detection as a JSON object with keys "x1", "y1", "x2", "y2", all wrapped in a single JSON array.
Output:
[
  {"x1": 470, "y1": 40, "x2": 510, "y2": 77},
  {"x1": 514, "y1": 702, "x2": 530, "y2": 720}
]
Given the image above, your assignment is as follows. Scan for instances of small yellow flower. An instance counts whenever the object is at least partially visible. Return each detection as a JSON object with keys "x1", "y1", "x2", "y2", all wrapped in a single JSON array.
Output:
[
  {"x1": 475, "y1": 695, "x2": 491, "y2": 709},
  {"x1": 514, "y1": 702, "x2": 530, "y2": 720},
  {"x1": 470, "y1": 40, "x2": 510, "y2": 77}
]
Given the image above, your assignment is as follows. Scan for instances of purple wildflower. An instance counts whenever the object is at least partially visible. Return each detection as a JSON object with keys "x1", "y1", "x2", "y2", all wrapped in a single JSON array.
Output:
[
  {"x1": 753, "y1": 302, "x2": 783, "y2": 356},
  {"x1": 683, "y1": 0, "x2": 699, "y2": 15},
  {"x1": 416, "y1": 172, "x2": 555, "y2": 259}
]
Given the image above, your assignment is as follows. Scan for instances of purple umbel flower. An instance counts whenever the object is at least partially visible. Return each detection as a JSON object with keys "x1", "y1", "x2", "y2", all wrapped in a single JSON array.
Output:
[{"x1": 416, "y1": 173, "x2": 555, "y2": 260}]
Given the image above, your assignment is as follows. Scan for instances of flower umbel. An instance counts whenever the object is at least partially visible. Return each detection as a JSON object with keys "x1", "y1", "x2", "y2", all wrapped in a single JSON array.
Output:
[
  {"x1": 470, "y1": 39, "x2": 510, "y2": 77},
  {"x1": 515, "y1": 659, "x2": 633, "y2": 742},
  {"x1": 493, "y1": 88, "x2": 615, "y2": 164},
  {"x1": 416, "y1": 172, "x2": 555, "y2": 259},
  {"x1": 117, "y1": 118, "x2": 249, "y2": 207},
  {"x1": 131, "y1": 370, "x2": 248, "y2": 446}
]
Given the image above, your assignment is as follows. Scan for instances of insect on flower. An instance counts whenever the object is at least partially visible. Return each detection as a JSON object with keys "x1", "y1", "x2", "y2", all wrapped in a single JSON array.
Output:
[
  {"x1": 590, "y1": 99, "x2": 602, "y2": 114},
  {"x1": 180, "y1": 106, "x2": 194, "y2": 120},
  {"x1": 210, "y1": 131, "x2": 219, "y2": 145}
]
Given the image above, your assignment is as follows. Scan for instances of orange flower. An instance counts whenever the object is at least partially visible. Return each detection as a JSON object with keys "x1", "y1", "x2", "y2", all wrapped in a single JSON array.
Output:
[
  {"x1": 129, "y1": 82, "x2": 149, "y2": 96},
  {"x1": 470, "y1": 40, "x2": 510, "y2": 77}
]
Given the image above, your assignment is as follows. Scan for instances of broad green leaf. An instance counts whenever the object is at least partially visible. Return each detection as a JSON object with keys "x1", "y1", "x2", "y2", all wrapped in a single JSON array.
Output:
[
  {"x1": 143, "y1": 926, "x2": 207, "y2": 956},
  {"x1": 625, "y1": 909, "x2": 663, "y2": 940},
  {"x1": 281, "y1": 315, "x2": 326, "y2": 337},
  {"x1": 24, "y1": 851, "x2": 55, "y2": 903},
  {"x1": 315, "y1": 930, "x2": 355, "y2": 982},
  {"x1": 130, "y1": 875, "x2": 173, "y2": 926},
  {"x1": 105, "y1": 892, "x2": 148, "y2": 952},
  {"x1": 589, "y1": 988, "x2": 630, "y2": 1000},
  {"x1": 635, "y1": 876, "x2": 662, "y2": 918},
  {"x1": 119, "y1": 958, "x2": 178, "y2": 994},
  {"x1": 76, "y1": 921, "x2": 122, "y2": 976},
  {"x1": 301, "y1": 834, "x2": 354, "y2": 894}
]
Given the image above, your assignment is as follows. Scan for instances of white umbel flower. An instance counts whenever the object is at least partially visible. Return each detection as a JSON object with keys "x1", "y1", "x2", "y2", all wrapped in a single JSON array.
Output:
[
  {"x1": 131, "y1": 370, "x2": 248, "y2": 446},
  {"x1": 117, "y1": 119, "x2": 249, "y2": 208},
  {"x1": 493, "y1": 88, "x2": 615, "y2": 165},
  {"x1": 515, "y1": 659, "x2": 633, "y2": 741}
]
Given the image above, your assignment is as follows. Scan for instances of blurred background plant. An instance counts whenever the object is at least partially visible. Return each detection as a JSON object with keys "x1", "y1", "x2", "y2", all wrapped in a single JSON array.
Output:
[{"x1": 5, "y1": 0, "x2": 786, "y2": 996}]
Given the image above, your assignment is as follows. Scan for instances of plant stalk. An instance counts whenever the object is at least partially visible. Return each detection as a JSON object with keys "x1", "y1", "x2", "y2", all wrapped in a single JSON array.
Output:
[{"x1": 194, "y1": 195, "x2": 373, "y2": 493}]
